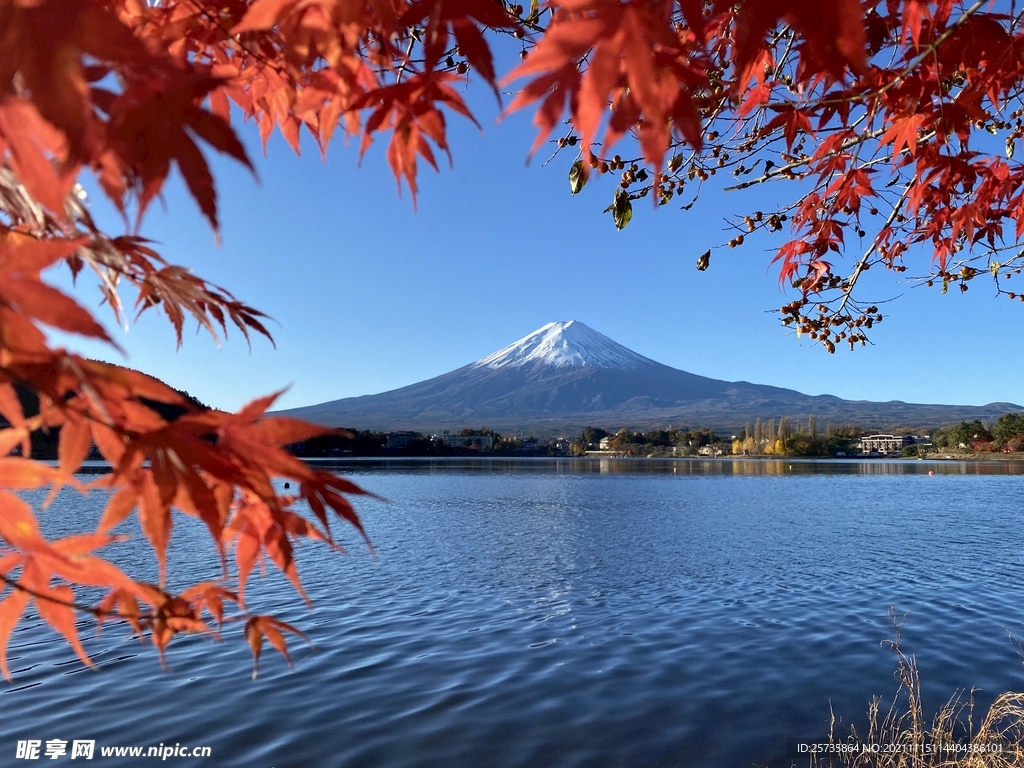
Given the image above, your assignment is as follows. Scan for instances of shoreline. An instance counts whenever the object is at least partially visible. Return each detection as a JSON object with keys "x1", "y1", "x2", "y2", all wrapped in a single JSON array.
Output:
[{"x1": 298, "y1": 453, "x2": 1024, "y2": 463}]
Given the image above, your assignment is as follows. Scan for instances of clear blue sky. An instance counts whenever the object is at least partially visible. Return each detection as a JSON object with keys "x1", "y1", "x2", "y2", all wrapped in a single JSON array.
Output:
[{"x1": 54, "y1": 88, "x2": 1024, "y2": 415}]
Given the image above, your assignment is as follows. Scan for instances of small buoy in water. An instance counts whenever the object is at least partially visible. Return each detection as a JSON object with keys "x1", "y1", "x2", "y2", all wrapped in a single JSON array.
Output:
[
  {"x1": 284, "y1": 482, "x2": 291, "y2": 488},
  {"x1": 928, "y1": 471, "x2": 935, "y2": 476}
]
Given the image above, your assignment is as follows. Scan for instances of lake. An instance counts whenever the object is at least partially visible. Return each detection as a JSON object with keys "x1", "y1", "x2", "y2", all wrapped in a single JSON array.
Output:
[{"x1": 3, "y1": 458, "x2": 1024, "y2": 767}]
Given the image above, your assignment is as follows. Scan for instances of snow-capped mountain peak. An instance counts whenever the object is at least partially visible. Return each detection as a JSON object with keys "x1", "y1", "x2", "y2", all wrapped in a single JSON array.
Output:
[{"x1": 472, "y1": 321, "x2": 655, "y2": 370}]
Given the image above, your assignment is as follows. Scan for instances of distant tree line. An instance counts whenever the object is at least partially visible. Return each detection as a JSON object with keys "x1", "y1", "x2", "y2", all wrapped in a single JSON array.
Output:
[
  {"x1": 287, "y1": 430, "x2": 389, "y2": 456},
  {"x1": 732, "y1": 418, "x2": 861, "y2": 457},
  {"x1": 569, "y1": 426, "x2": 727, "y2": 457},
  {"x1": 567, "y1": 421, "x2": 869, "y2": 457},
  {"x1": 286, "y1": 427, "x2": 569, "y2": 457},
  {"x1": 283, "y1": 413, "x2": 1024, "y2": 459},
  {"x1": 932, "y1": 412, "x2": 1024, "y2": 453},
  {"x1": 11, "y1": 397, "x2": 1024, "y2": 462}
]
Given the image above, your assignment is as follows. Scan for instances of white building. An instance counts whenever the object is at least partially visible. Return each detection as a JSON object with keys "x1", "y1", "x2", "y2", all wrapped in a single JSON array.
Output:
[{"x1": 860, "y1": 434, "x2": 911, "y2": 454}]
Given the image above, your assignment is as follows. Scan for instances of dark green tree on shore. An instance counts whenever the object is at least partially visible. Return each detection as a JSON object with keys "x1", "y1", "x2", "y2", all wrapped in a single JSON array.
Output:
[{"x1": 994, "y1": 413, "x2": 1024, "y2": 445}]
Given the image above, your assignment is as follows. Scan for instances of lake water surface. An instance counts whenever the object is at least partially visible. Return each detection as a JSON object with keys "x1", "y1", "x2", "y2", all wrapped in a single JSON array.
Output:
[{"x1": 3, "y1": 458, "x2": 1024, "y2": 767}]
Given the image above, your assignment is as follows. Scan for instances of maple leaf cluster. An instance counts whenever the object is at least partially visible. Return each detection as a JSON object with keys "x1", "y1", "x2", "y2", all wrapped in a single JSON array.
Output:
[
  {"x1": 3, "y1": 0, "x2": 1024, "y2": 676},
  {"x1": 535, "y1": 0, "x2": 1024, "y2": 350},
  {"x1": 0, "y1": 273, "x2": 378, "y2": 678}
]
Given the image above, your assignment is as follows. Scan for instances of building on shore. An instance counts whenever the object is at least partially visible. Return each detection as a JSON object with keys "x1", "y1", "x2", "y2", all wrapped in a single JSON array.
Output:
[
  {"x1": 442, "y1": 432, "x2": 494, "y2": 450},
  {"x1": 859, "y1": 434, "x2": 912, "y2": 454}
]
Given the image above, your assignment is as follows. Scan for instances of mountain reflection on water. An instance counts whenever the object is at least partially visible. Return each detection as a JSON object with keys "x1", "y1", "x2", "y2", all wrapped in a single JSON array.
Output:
[{"x1": 2, "y1": 458, "x2": 1023, "y2": 768}]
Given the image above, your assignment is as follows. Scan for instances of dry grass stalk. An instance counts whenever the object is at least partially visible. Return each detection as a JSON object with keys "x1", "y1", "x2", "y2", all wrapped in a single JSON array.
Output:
[{"x1": 811, "y1": 609, "x2": 1024, "y2": 768}]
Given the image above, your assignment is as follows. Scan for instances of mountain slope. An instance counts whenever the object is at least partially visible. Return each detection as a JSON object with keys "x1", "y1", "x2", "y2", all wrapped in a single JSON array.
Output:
[{"x1": 277, "y1": 321, "x2": 1020, "y2": 433}]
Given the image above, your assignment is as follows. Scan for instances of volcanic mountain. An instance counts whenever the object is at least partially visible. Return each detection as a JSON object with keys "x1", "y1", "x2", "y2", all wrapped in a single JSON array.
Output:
[{"x1": 277, "y1": 321, "x2": 1020, "y2": 433}]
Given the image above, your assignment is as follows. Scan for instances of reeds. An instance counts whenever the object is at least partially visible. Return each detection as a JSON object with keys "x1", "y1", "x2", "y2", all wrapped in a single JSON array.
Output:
[{"x1": 810, "y1": 609, "x2": 1024, "y2": 768}]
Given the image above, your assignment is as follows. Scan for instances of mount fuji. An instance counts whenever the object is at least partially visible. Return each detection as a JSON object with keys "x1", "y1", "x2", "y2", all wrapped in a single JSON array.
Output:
[{"x1": 277, "y1": 321, "x2": 1019, "y2": 433}]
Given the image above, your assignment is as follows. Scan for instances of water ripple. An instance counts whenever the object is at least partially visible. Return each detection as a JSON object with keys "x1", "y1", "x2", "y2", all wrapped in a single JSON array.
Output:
[{"x1": 2, "y1": 460, "x2": 1024, "y2": 767}]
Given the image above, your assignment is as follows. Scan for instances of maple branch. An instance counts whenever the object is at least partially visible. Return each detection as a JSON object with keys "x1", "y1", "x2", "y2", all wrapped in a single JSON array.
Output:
[
  {"x1": 0, "y1": 165, "x2": 49, "y2": 233},
  {"x1": 395, "y1": 34, "x2": 419, "y2": 84},
  {"x1": 769, "y1": 27, "x2": 798, "y2": 87},
  {"x1": 0, "y1": 572, "x2": 107, "y2": 618},
  {"x1": 0, "y1": 572, "x2": 241, "y2": 647},
  {"x1": 723, "y1": 128, "x2": 888, "y2": 192},
  {"x1": 724, "y1": 122, "x2": 941, "y2": 195},
  {"x1": 830, "y1": 182, "x2": 913, "y2": 322}
]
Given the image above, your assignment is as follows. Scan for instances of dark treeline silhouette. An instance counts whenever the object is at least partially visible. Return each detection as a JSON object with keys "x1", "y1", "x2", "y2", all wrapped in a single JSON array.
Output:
[{"x1": 1, "y1": 375, "x2": 211, "y2": 460}]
